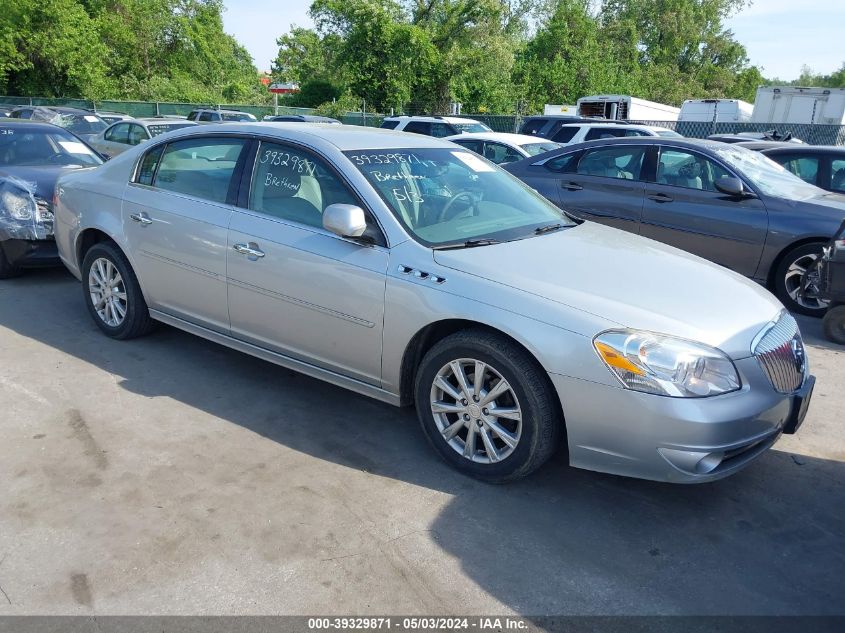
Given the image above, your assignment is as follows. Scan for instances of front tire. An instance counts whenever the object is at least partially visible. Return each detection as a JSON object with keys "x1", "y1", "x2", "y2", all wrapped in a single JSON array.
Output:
[
  {"x1": 822, "y1": 305, "x2": 845, "y2": 345},
  {"x1": 81, "y1": 241, "x2": 154, "y2": 339},
  {"x1": 414, "y1": 329, "x2": 562, "y2": 483},
  {"x1": 773, "y1": 242, "x2": 828, "y2": 317}
]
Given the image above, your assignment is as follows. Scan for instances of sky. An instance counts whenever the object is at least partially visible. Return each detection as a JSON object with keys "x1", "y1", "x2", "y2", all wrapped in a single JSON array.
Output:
[{"x1": 222, "y1": 0, "x2": 844, "y2": 81}]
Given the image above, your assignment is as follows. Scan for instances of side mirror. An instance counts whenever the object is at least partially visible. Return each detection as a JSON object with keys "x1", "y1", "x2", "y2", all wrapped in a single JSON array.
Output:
[
  {"x1": 323, "y1": 203, "x2": 367, "y2": 238},
  {"x1": 715, "y1": 176, "x2": 750, "y2": 198}
]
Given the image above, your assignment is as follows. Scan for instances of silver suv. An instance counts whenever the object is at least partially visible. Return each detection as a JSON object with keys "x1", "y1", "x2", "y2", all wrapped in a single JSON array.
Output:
[
  {"x1": 186, "y1": 109, "x2": 257, "y2": 124},
  {"x1": 53, "y1": 124, "x2": 814, "y2": 483}
]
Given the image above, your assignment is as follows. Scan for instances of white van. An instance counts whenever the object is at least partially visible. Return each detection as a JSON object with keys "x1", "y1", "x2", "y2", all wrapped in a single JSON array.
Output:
[
  {"x1": 576, "y1": 95, "x2": 680, "y2": 121},
  {"x1": 679, "y1": 99, "x2": 753, "y2": 122}
]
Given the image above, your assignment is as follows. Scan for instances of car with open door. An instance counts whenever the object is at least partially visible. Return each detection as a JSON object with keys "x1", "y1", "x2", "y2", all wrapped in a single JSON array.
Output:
[
  {"x1": 54, "y1": 124, "x2": 813, "y2": 483},
  {"x1": 504, "y1": 137, "x2": 845, "y2": 316}
]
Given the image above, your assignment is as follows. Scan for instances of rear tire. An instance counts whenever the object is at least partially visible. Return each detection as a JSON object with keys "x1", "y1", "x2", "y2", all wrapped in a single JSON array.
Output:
[
  {"x1": 81, "y1": 241, "x2": 154, "y2": 340},
  {"x1": 773, "y1": 242, "x2": 828, "y2": 317},
  {"x1": 414, "y1": 328, "x2": 562, "y2": 483},
  {"x1": 822, "y1": 305, "x2": 845, "y2": 345},
  {"x1": 0, "y1": 244, "x2": 22, "y2": 279}
]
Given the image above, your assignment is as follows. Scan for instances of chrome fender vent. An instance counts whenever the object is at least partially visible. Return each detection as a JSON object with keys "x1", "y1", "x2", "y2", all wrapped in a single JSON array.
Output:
[{"x1": 397, "y1": 265, "x2": 446, "y2": 284}]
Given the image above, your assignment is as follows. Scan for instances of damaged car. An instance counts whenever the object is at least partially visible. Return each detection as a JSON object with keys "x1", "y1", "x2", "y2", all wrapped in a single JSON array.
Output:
[{"x1": 0, "y1": 120, "x2": 102, "y2": 278}]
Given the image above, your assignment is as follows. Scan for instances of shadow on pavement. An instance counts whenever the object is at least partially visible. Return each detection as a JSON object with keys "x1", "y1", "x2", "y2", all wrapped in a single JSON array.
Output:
[{"x1": 1, "y1": 268, "x2": 844, "y2": 615}]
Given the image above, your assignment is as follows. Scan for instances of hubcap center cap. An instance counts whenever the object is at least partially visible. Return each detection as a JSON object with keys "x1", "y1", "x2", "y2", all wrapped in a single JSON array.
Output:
[{"x1": 467, "y1": 403, "x2": 481, "y2": 419}]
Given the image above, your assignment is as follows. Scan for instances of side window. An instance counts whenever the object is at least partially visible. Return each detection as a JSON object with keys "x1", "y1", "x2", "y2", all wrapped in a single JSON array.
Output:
[
  {"x1": 430, "y1": 123, "x2": 454, "y2": 138},
  {"x1": 105, "y1": 123, "x2": 130, "y2": 143},
  {"x1": 544, "y1": 152, "x2": 579, "y2": 173},
  {"x1": 585, "y1": 127, "x2": 627, "y2": 141},
  {"x1": 249, "y1": 141, "x2": 358, "y2": 230},
  {"x1": 551, "y1": 126, "x2": 579, "y2": 143},
  {"x1": 380, "y1": 120, "x2": 400, "y2": 130},
  {"x1": 577, "y1": 146, "x2": 646, "y2": 180},
  {"x1": 657, "y1": 149, "x2": 731, "y2": 192},
  {"x1": 452, "y1": 139, "x2": 483, "y2": 155},
  {"x1": 198, "y1": 112, "x2": 213, "y2": 122},
  {"x1": 403, "y1": 121, "x2": 431, "y2": 135},
  {"x1": 483, "y1": 142, "x2": 522, "y2": 165},
  {"x1": 186, "y1": 111, "x2": 198, "y2": 121},
  {"x1": 520, "y1": 118, "x2": 547, "y2": 136},
  {"x1": 135, "y1": 145, "x2": 164, "y2": 186},
  {"x1": 771, "y1": 154, "x2": 819, "y2": 185},
  {"x1": 831, "y1": 159, "x2": 845, "y2": 193},
  {"x1": 153, "y1": 137, "x2": 246, "y2": 203},
  {"x1": 127, "y1": 124, "x2": 147, "y2": 146}
]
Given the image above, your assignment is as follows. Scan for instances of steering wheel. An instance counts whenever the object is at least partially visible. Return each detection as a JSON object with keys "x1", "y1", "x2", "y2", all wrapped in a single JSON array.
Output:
[{"x1": 438, "y1": 191, "x2": 477, "y2": 222}]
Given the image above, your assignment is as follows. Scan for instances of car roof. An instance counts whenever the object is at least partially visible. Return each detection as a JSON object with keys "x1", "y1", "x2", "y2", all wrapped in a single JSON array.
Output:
[
  {"x1": 135, "y1": 117, "x2": 195, "y2": 124},
  {"x1": 0, "y1": 119, "x2": 73, "y2": 132},
  {"x1": 444, "y1": 132, "x2": 554, "y2": 145},
  {"x1": 159, "y1": 122, "x2": 459, "y2": 151},
  {"x1": 384, "y1": 115, "x2": 481, "y2": 124},
  {"x1": 539, "y1": 136, "x2": 729, "y2": 154},
  {"x1": 759, "y1": 145, "x2": 845, "y2": 155},
  {"x1": 735, "y1": 141, "x2": 798, "y2": 151}
]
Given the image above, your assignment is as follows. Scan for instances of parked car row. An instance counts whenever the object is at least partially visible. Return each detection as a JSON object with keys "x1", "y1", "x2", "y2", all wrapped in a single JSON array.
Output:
[{"x1": 1, "y1": 113, "x2": 837, "y2": 486}]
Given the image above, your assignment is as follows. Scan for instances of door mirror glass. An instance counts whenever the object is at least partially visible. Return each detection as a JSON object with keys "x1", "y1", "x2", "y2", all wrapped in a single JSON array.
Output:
[
  {"x1": 323, "y1": 204, "x2": 367, "y2": 238},
  {"x1": 715, "y1": 176, "x2": 746, "y2": 197}
]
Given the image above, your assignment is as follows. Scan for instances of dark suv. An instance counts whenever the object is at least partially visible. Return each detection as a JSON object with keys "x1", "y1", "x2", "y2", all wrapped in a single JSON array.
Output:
[{"x1": 518, "y1": 115, "x2": 596, "y2": 142}]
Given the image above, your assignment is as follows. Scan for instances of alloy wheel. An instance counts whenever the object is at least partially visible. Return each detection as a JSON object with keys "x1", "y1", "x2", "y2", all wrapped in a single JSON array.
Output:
[
  {"x1": 88, "y1": 257, "x2": 128, "y2": 327},
  {"x1": 784, "y1": 252, "x2": 829, "y2": 311},
  {"x1": 429, "y1": 358, "x2": 522, "y2": 464}
]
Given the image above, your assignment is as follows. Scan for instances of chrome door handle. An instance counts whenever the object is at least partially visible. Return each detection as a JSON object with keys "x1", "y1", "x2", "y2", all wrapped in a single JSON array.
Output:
[
  {"x1": 129, "y1": 212, "x2": 153, "y2": 226},
  {"x1": 233, "y1": 242, "x2": 265, "y2": 259}
]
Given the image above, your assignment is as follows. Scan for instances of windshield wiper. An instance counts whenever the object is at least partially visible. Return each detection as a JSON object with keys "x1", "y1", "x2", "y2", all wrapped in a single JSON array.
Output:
[
  {"x1": 431, "y1": 239, "x2": 502, "y2": 251},
  {"x1": 534, "y1": 223, "x2": 567, "y2": 235}
]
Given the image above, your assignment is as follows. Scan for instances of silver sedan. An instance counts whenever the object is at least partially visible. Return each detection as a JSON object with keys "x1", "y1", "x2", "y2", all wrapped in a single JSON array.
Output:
[
  {"x1": 53, "y1": 123, "x2": 814, "y2": 483},
  {"x1": 88, "y1": 118, "x2": 197, "y2": 159}
]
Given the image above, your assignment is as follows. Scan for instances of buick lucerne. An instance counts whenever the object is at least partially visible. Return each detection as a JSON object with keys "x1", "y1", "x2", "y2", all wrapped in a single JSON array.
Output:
[{"x1": 54, "y1": 124, "x2": 814, "y2": 483}]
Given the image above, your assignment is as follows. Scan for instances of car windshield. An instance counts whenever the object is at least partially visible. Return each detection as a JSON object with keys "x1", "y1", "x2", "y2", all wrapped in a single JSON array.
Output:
[
  {"x1": 520, "y1": 141, "x2": 562, "y2": 156},
  {"x1": 656, "y1": 129, "x2": 683, "y2": 138},
  {"x1": 713, "y1": 144, "x2": 822, "y2": 199},
  {"x1": 345, "y1": 148, "x2": 573, "y2": 247},
  {"x1": 221, "y1": 112, "x2": 256, "y2": 122},
  {"x1": 0, "y1": 126, "x2": 103, "y2": 166},
  {"x1": 451, "y1": 122, "x2": 492, "y2": 133},
  {"x1": 147, "y1": 123, "x2": 195, "y2": 137},
  {"x1": 53, "y1": 113, "x2": 107, "y2": 135}
]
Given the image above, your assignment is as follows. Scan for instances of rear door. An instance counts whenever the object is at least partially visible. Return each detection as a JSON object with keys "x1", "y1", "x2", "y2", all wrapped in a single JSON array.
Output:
[
  {"x1": 98, "y1": 122, "x2": 130, "y2": 157},
  {"x1": 555, "y1": 144, "x2": 648, "y2": 233},
  {"x1": 122, "y1": 136, "x2": 249, "y2": 332},
  {"x1": 226, "y1": 139, "x2": 389, "y2": 385},
  {"x1": 639, "y1": 146, "x2": 767, "y2": 276}
]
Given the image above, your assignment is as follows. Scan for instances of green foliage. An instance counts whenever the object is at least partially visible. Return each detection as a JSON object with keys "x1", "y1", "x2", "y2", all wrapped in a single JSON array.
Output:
[
  {"x1": 0, "y1": 0, "x2": 266, "y2": 103},
  {"x1": 766, "y1": 63, "x2": 845, "y2": 89}
]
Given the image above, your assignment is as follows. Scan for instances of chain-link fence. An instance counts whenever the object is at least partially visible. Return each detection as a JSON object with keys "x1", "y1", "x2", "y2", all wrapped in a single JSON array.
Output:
[
  {"x1": 0, "y1": 96, "x2": 385, "y2": 127},
  {"x1": 4, "y1": 95, "x2": 845, "y2": 143}
]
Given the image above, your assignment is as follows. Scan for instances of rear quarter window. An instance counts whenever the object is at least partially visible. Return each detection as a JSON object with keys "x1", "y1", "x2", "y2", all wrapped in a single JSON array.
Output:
[{"x1": 380, "y1": 120, "x2": 400, "y2": 130}]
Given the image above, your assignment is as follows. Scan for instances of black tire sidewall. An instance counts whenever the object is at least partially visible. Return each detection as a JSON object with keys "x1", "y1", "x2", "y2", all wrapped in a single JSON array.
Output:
[
  {"x1": 414, "y1": 336, "x2": 555, "y2": 482},
  {"x1": 81, "y1": 242, "x2": 146, "y2": 339},
  {"x1": 822, "y1": 305, "x2": 845, "y2": 345},
  {"x1": 774, "y1": 243, "x2": 827, "y2": 317}
]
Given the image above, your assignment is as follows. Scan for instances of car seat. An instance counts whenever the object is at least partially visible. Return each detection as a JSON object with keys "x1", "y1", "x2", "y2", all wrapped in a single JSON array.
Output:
[
  {"x1": 832, "y1": 168, "x2": 845, "y2": 192},
  {"x1": 253, "y1": 167, "x2": 321, "y2": 227}
]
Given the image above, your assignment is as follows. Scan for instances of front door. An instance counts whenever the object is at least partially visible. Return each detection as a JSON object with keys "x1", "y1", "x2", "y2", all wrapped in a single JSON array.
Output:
[
  {"x1": 639, "y1": 147, "x2": 768, "y2": 277},
  {"x1": 556, "y1": 144, "x2": 648, "y2": 233},
  {"x1": 226, "y1": 140, "x2": 388, "y2": 385},
  {"x1": 122, "y1": 136, "x2": 249, "y2": 332}
]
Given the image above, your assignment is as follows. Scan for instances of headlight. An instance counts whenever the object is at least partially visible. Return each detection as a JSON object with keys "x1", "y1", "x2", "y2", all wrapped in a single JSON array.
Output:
[
  {"x1": 1, "y1": 188, "x2": 36, "y2": 220},
  {"x1": 593, "y1": 330, "x2": 741, "y2": 398}
]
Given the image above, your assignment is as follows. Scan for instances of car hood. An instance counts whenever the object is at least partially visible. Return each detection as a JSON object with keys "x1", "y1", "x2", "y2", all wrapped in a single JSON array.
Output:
[
  {"x1": 432, "y1": 222, "x2": 783, "y2": 358},
  {"x1": 0, "y1": 165, "x2": 89, "y2": 202}
]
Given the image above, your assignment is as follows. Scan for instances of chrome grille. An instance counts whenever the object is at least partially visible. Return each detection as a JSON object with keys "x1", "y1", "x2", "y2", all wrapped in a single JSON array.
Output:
[{"x1": 753, "y1": 312, "x2": 806, "y2": 394}]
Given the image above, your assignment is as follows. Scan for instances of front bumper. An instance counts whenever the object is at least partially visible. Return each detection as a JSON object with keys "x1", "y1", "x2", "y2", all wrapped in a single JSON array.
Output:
[
  {"x1": 0, "y1": 237, "x2": 60, "y2": 268},
  {"x1": 550, "y1": 356, "x2": 812, "y2": 483}
]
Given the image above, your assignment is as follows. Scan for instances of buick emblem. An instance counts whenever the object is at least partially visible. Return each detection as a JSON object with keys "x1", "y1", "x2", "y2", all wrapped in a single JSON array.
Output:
[{"x1": 791, "y1": 337, "x2": 806, "y2": 374}]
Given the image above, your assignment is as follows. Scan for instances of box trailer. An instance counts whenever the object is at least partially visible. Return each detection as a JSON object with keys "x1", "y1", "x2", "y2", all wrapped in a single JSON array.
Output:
[
  {"x1": 679, "y1": 99, "x2": 754, "y2": 122},
  {"x1": 543, "y1": 104, "x2": 578, "y2": 115},
  {"x1": 751, "y1": 87, "x2": 845, "y2": 125},
  {"x1": 576, "y1": 95, "x2": 680, "y2": 121}
]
